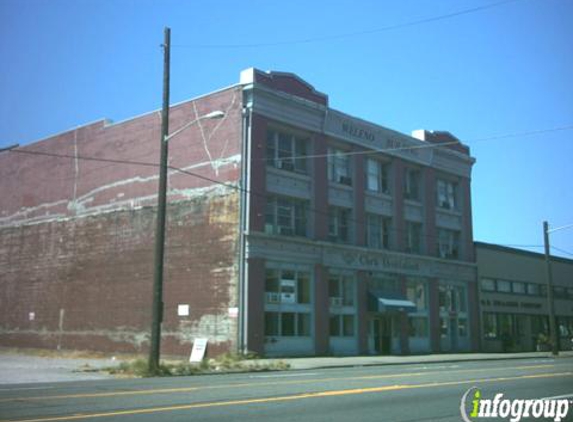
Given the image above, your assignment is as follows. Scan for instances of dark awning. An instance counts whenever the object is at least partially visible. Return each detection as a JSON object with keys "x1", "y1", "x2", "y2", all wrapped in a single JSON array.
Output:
[{"x1": 368, "y1": 292, "x2": 417, "y2": 313}]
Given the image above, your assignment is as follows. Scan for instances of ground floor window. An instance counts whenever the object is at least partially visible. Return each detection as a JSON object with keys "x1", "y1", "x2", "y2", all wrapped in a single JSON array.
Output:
[
  {"x1": 408, "y1": 317, "x2": 428, "y2": 337},
  {"x1": 265, "y1": 312, "x2": 311, "y2": 337},
  {"x1": 330, "y1": 314, "x2": 355, "y2": 337}
]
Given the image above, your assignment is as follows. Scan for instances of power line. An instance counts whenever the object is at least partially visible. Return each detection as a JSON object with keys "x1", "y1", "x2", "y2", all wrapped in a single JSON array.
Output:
[
  {"x1": 259, "y1": 124, "x2": 573, "y2": 163},
  {"x1": 551, "y1": 246, "x2": 573, "y2": 257},
  {"x1": 172, "y1": 0, "x2": 523, "y2": 49}
]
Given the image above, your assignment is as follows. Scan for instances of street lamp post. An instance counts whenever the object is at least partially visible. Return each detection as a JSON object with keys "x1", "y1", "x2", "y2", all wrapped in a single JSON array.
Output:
[{"x1": 148, "y1": 26, "x2": 225, "y2": 374}]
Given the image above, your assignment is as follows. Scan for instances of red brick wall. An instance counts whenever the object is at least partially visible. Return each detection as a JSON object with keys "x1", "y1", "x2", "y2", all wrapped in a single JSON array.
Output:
[{"x1": 0, "y1": 86, "x2": 243, "y2": 357}]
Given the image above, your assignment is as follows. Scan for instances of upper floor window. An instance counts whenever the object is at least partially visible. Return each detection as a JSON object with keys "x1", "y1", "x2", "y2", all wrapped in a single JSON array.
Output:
[
  {"x1": 480, "y1": 278, "x2": 496, "y2": 292},
  {"x1": 365, "y1": 158, "x2": 390, "y2": 194},
  {"x1": 437, "y1": 228, "x2": 460, "y2": 259},
  {"x1": 265, "y1": 196, "x2": 308, "y2": 237},
  {"x1": 328, "y1": 207, "x2": 351, "y2": 243},
  {"x1": 366, "y1": 214, "x2": 391, "y2": 249},
  {"x1": 404, "y1": 168, "x2": 421, "y2": 201},
  {"x1": 437, "y1": 179, "x2": 458, "y2": 210},
  {"x1": 404, "y1": 221, "x2": 422, "y2": 254},
  {"x1": 328, "y1": 273, "x2": 355, "y2": 307},
  {"x1": 327, "y1": 147, "x2": 352, "y2": 186},
  {"x1": 265, "y1": 269, "x2": 311, "y2": 305},
  {"x1": 266, "y1": 129, "x2": 308, "y2": 173}
]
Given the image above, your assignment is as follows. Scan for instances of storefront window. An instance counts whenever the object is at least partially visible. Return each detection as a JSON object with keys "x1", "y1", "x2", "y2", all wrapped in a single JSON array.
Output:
[
  {"x1": 408, "y1": 317, "x2": 428, "y2": 337},
  {"x1": 407, "y1": 280, "x2": 427, "y2": 311},
  {"x1": 330, "y1": 314, "x2": 355, "y2": 337},
  {"x1": 265, "y1": 311, "x2": 311, "y2": 337},
  {"x1": 440, "y1": 318, "x2": 449, "y2": 338},
  {"x1": 483, "y1": 313, "x2": 498, "y2": 339},
  {"x1": 458, "y1": 318, "x2": 468, "y2": 337}
]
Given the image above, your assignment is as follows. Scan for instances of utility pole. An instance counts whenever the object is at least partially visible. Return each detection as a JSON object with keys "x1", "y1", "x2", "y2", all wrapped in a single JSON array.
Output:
[
  {"x1": 149, "y1": 26, "x2": 171, "y2": 374},
  {"x1": 543, "y1": 221, "x2": 558, "y2": 357}
]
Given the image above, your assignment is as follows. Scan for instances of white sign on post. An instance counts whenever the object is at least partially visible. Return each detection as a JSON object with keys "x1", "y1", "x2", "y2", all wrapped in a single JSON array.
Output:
[{"x1": 189, "y1": 338, "x2": 208, "y2": 363}]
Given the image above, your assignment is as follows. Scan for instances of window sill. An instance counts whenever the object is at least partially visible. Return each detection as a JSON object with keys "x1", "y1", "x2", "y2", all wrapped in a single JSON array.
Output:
[{"x1": 267, "y1": 165, "x2": 311, "y2": 180}]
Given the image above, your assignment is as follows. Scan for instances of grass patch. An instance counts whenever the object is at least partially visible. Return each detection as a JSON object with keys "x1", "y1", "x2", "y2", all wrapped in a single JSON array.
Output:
[{"x1": 104, "y1": 353, "x2": 290, "y2": 378}]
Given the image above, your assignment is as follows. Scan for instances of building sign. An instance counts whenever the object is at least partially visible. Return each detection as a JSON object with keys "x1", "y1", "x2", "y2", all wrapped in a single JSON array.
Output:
[
  {"x1": 341, "y1": 119, "x2": 375, "y2": 142},
  {"x1": 323, "y1": 110, "x2": 432, "y2": 166},
  {"x1": 340, "y1": 251, "x2": 420, "y2": 272}
]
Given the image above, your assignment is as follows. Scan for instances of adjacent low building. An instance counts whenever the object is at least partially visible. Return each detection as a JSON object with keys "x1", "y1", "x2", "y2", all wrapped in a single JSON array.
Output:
[
  {"x1": 475, "y1": 242, "x2": 573, "y2": 352},
  {"x1": 0, "y1": 68, "x2": 479, "y2": 357}
]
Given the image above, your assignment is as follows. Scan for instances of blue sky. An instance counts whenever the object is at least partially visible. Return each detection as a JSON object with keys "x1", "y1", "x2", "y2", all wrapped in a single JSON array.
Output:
[{"x1": 1, "y1": 0, "x2": 572, "y2": 257}]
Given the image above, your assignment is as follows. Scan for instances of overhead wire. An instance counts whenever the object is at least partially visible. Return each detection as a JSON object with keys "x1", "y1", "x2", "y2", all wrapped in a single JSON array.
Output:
[{"x1": 171, "y1": 0, "x2": 524, "y2": 49}]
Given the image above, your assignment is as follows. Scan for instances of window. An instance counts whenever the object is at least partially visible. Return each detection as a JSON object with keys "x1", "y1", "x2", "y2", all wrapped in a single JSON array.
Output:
[
  {"x1": 484, "y1": 313, "x2": 498, "y2": 339},
  {"x1": 265, "y1": 196, "x2": 308, "y2": 237},
  {"x1": 329, "y1": 274, "x2": 355, "y2": 306},
  {"x1": 404, "y1": 168, "x2": 421, "y2": 201},
  {"x1": 437, "y1": 179, "x2": 458, "y2": 210},
  {"x1": 327, "y1": 147, "x2": 352, "y2": 185},
  {"x1": 480, "y1": 278, "x2": 496, "y2": 292},
  {"x1": 266, "y1": 129, "x2": 308, "y2": 173},
  {"x1": 440, "y1": 317, "x2": 449, "y2": 338},
  {"x1": 439, "y1": 284, "x2": 466, "y2": 312},
  {"x1": 365, "y1": 158, "x2": 390, "y2": 194},
  {"x1": 404, "y1": 221, "x2": 422, "y2": 254},
  {"x1": 512, "y1": 281, "x2": 526, "y2": 294},
  {"x1": 328, "y1": 207, "x2": 351, "y2": 243},
  {"x1": 497, "y1": 280, "x2": 511, "y2": 293},
  {"x1": 437, "y1": 229, "x2": 460, "y2": 259},
  {"x1": 408, "y1": 317, "x2": 428, "y2": 337},
  {"x1": 366, "y1": 214, "x2": 391, "y2": 249},
  {"x1": 265, "y1": 312, "x2": 311, "y2": 337},
  {"x1": 265, "y1": 269, "x2": 311, "y2": 304},
  {"x1": 458, "y1": 318, "x2": 468, "y2": 337},
  {"x1": 407, "y1": 280, "x2": 427, "y2": 311},
  {"x1": 329, "y1": 314, "x2": 355, "y2": 337},
  {"x1": 527, "y1": 283, "x2": 540, "y2": 296}
]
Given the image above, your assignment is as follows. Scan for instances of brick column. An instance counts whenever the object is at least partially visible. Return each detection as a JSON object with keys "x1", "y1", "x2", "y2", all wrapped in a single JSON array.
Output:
[
  {"x1": 249, "y1": 113, "x2": 268, "y2": 232},
  {"x1": 313, "y1": 134, "x2": 328, "y2": 241},
  {"x1": 428, "y1": 277, "x2": 441, "y2": 352},
  {"x1": 354, "y1": 146, "x2": 366, "y2": 246},
  {"x1": 314, "y1": 264, "x2": 329, "y2": 355},
  {"x1": 424, "y1": 167, "x2": 437, "y2": 257},
  {"x1": 468, "y1": 280, "x2": 480, "y2": 351},
  {"x1": 247, "y1": 258, "x2": 265, "y2": 355},
  {"x1": 357, "y1": 270, "x2": 368, "y2": 354},
  {"x1": 460, "y1": 177, "x2": 475, "y2": 262},
  {"x1": 399, "y1": 275, "x2": 410, "y2": 355},
  {"x1": 392, "y1": 158, "x2": 405, "y2": 251}
]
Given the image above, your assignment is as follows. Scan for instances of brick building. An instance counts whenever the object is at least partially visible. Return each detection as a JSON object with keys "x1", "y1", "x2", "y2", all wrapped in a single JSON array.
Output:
[{"x1": 0, "y1": 68, "x2": 478, "y2": 357}]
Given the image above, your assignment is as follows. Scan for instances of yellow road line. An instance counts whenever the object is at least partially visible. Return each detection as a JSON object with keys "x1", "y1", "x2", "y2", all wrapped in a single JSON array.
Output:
[
  {"x1": 0, "y1": 364, "x2": 556, "y2": 403},
  {"x1": 2, "y1": 371, "x2": 571, "y2": 422}
]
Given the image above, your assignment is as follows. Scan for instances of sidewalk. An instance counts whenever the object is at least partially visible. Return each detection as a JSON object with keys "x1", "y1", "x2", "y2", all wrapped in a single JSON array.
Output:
[
  {"x1": 1, "y1": 349, "x2": 571, "y2": 385},
  {"x1": 252, "y1": 351, "x2": 573, "y2": 371}
]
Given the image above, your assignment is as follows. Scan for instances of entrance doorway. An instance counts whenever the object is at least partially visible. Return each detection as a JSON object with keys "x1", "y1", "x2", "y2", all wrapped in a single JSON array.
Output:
[{"x1": 371, "y1": 316, "x2": 392, "y2": 355}]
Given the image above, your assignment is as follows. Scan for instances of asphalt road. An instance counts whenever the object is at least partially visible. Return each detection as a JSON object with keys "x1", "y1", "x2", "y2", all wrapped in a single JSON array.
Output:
[{"x1": 0, "y1": 357, "x2": 572, "y2": 422}]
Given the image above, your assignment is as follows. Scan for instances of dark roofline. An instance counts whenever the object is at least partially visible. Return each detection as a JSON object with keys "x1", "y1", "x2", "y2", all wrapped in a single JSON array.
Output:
[{"x1": 474, "y1": 241, "x2": 573, "y2": 265}]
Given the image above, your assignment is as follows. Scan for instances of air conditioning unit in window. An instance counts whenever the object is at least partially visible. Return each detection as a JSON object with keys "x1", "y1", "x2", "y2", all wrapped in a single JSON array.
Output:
[
  {"x1": 338, "y1": 176, "x2": 352, "y2": 185},
  {"x1": 279, "y1": 160, "x2": 294, "y2": 171},
  {"x1": 266, "y1": 292, "x2": 280, "y2": 303},
  {"x1": 330, "y1": 297, "x2": 343, "y2": 307}
]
